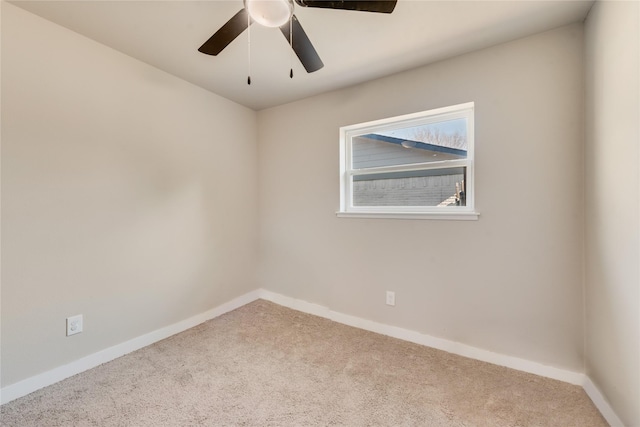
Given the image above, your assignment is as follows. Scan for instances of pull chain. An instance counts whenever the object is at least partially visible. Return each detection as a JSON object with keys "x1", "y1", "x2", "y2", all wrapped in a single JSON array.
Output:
[
  {"x1": 289, "y1": 16, "x2": 293, "y2": 79},
  {"x1": 247, "y1": 11, "x2": 251, "y2": 85}
]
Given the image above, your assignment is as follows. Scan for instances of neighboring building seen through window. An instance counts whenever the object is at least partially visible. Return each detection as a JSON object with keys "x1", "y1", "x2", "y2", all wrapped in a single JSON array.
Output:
[{"x1": 339, "y1": 103, "x2": 476, "y2": 219}]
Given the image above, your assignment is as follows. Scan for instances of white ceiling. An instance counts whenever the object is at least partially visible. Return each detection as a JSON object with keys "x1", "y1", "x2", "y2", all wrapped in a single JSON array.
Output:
[{"x1": 10, "y1": 0, "x2": 594, "y2": 110}]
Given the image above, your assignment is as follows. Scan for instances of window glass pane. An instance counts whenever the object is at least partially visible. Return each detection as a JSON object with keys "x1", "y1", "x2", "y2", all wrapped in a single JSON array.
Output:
[
  {"x1": 352, "y1": 167, "x2": 466, "y2": 207},
  {"x1": 340, "y1": 102, "x2": 474, "y2": 216},
  {"x1": 352, "y1": 118, "x2": 467, "y2": 169}
]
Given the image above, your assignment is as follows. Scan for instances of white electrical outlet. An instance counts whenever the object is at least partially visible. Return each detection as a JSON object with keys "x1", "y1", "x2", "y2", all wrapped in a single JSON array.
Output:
[
  {"x1": 66, "y1": 314, "x2": 83, "y2": 336},
  {"x1": 386, "y1": 291, "x2": 396, "y2": 306}
]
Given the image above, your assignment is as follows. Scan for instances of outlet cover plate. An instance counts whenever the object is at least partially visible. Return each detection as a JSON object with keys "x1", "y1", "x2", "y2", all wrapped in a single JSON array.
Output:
[
  {"x1": 386, "y1": 291, "x2": 396, "y2": 306},
  {"x1": 66, "y1": 314, "x2": 83, "y2": 336}
]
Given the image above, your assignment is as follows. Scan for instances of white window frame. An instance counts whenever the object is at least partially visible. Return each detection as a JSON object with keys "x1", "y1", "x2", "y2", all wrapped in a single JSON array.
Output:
[{"x1": 337, "y1": 102, "x2": 479, "y2": 220}]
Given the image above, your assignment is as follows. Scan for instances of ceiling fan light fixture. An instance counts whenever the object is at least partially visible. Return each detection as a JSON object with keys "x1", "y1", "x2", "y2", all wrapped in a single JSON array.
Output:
[{"x1": 244, "y1": 0, "x2": 294, "y2": 28}]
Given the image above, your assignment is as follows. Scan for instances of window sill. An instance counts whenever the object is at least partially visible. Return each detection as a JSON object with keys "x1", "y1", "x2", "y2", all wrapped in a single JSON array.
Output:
[{"x1": 335, "y1": 211, "x2": 480, "y2": 221}]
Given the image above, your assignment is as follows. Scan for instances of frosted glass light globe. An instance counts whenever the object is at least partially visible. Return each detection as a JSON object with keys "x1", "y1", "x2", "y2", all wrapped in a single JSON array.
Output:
[{"x1": 244, "y1": 0, "x2": 294, "y2": 28}]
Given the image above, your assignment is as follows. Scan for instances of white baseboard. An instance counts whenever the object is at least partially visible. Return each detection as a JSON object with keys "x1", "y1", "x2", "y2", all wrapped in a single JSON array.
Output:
[
  {"x1": 583, "y1": 377, "x2": 625, "y2": 427},
  {"x1": 257, "y1": 290, "x2": 585, "y2": 385},
  {"x1": 1, "y1": 288, "x2": 623, "y2": 427},
  {"x1": 258, "y1": 290, "x2": 625, "y2": 425},
  {"x1": 0, "y1": 290, "x2": 262, "y2": 405}
]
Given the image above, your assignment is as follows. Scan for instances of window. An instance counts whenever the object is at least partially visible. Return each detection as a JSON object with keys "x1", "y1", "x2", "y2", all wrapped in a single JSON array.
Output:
[{"x1": 338, "y1": 102, "x2": 478, "y2": 220}]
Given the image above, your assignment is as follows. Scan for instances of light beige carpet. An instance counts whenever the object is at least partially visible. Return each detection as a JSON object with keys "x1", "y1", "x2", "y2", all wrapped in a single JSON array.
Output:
[{"x1": 1, "y1": 300, "x2": 607, "y2": 426}]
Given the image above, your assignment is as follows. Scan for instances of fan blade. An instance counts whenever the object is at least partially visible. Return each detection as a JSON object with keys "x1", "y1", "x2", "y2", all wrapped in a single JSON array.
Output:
[
  {"x1": 198, "y1": 9, "x2": 252, "y2": 56},
  {"x1": 280, "y1": 15, "x2": 324, "y2": 73},
  {"x1": 294, "y1": 0, "x2": 396, "y2": 13}
]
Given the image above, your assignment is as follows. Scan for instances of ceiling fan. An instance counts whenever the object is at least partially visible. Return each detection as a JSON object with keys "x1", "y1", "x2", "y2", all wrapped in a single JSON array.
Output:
[{"x1": 198, "y1": 0, "x2": 397, "y2": 75}]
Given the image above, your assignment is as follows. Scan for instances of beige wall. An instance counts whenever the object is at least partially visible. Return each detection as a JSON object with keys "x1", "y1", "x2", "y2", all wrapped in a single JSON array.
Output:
[
  {"x1": 258, "y1": 25, "x2": 586, "y2": 372},
  {"x1": 1, "y1": 3, "x2": 258, "y2": 386},
  {"x1": 585, "y1": 1, "x2": 640, "y2": 425},
  {"x1": 4, "y1": 2, "x2": 638, "y2": 423}
]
